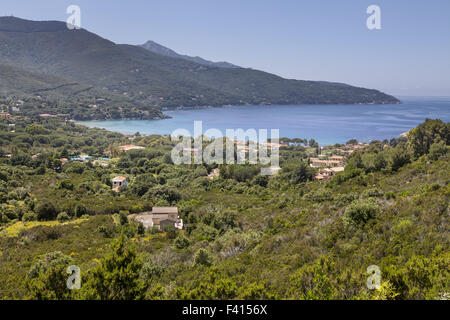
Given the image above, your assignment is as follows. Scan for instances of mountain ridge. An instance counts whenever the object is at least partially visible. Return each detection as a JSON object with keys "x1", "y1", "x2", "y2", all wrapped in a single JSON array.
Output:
[
  {"x1": 0, "y1": 16, "x2": 400, "y2": 118},
  {"x1": 140, "y1": 40, "x2": 240, "y2": 69}
]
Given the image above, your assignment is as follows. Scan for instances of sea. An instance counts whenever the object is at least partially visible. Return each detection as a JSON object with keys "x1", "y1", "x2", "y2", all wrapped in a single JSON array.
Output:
[{"x1": 78, "y1": 97, "x2": 450, "y2": 145}]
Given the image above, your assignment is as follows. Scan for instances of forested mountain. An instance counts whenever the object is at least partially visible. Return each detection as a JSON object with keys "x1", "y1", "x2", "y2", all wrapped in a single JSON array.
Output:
[
  {"x1": 0, "y1": 64, "x2": 166, "y2": 120},
  {"x1": 0, "y1": 16, "x2": 400, "y2": 113}
]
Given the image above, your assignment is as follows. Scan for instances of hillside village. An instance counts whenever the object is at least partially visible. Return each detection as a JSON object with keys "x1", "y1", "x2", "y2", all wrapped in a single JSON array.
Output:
[{"x1": 0, "y1": 100, "x2": 448, "y2": 300}]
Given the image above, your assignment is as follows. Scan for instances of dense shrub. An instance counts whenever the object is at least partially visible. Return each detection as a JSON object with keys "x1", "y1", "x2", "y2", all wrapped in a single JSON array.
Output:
[
  {"x1": 428, "y1": 141, "x2": 448, "y2": 161},
  {"x1": 35, "y1": 202, "x2": 58, "y2": 221},
  {"x1": 193, "y1": 248, "x2": 213, "y2": 267},
  {"x1": 74, "y1": 204, "x2": 87, "y2": 218},
  {"x1": 22, "y1": 211, "x2": 38, "y2": 222},
  {"x1": 174, "y1": 234, "x2": 190, "y2": 249},
  {"x1": 343, "y1": 199, "x2": 380, "y2": 226},
  {"x1": 56, "y1": 212, "x2": 70, "y2": 222}
]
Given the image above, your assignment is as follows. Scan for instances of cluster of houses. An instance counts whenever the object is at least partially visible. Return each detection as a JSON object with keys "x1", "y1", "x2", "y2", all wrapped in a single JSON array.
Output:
[
  {"x1": 334, "y1": 142, "x2": 369, "y2": 156},
  {"x1": 310, "y1": 155, "x2": 345, "y2": 181},
  {"x1": 129, "y1": 207, "x2": 183, "y2": 231},
  {"x1": 59, "y1": 143, "x2": 146, "y2": 169},
  {"x1": 310, "y1": 143, "x2": 369, "y2": 181},
  {"x1": 58, "y1": 154, "x2": 111, "y2": 169}
]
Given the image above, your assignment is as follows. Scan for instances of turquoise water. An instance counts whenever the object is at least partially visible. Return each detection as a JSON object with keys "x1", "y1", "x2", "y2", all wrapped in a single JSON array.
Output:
[{"x1": 79, "y1": 97, "x2": 450, "y2": 145}]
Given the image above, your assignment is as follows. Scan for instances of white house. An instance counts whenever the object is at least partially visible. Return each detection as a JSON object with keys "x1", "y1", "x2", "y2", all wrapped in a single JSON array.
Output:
[{"x1": 112, "y1": 176, "x2": 128, "y2": 191}]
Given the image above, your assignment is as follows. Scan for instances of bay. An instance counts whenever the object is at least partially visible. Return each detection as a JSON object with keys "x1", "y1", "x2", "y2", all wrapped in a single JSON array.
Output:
[{"x1": 78, "y1": 97, "x2": 450, "y2": 145}]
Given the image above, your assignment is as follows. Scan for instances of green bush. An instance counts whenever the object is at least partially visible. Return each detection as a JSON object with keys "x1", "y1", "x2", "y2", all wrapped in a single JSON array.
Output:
[
  {"x1": 74, "y1": 204, "x2": 87, "y2": 218},
  {"x1": 56, "y1": 212, "x2": 70, "y2": 222},
  {"x1": 428, "y1": 141, "x2": 448, "y2": 161},
  {"x1": 118, "y1": 211, "x2": 128, "y2": 226},
  {"x1": 343, "y1": 199, "x2": 380, "y2": 226},
  {"x1": 174, "y1": 234, "x2": 190, "y2": 249},
  {"x1": 22, "y1": 211, "x2": 38, "y2": 222},
  {"x1": 140, "y1": 261, "x2": 164, "y2": 281},
  {"x1": 363, "y1": 188, "x2": 384, "y2": 198},
  {"x1": 35, "y1": 202, "x2": 58, "y2": 221},
  {"x1": 193, "y1": 248, "x2": 213, "y2": 267}
]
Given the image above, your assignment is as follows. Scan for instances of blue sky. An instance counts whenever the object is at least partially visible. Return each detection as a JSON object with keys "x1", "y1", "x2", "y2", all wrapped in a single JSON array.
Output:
[{"x1": 1, "y1": 0, "x2": 450, "y2": 96}]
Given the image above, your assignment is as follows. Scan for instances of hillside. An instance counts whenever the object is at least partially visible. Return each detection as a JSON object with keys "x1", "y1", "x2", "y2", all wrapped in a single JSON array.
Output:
[
  {"x1": 0, "y1": 17, "x2": 400, "y2": 110},
  {"x1": 0, "y1": 64, "x2": 166, "y2": 120},
  {"x1": 140, "y1": 40, "x2": 240, "y2": 69},
  {"x1": 0, "y1": 117, "x2": 448, "y2": 299}
]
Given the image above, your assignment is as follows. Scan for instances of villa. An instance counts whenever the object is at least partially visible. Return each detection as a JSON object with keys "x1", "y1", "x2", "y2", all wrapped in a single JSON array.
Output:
[
  {"x1": 118, "y1": 144, "x2": 145, "y2": 151},
  {"x1": 129, "y1": 207, "x2": 183, "y2": 231},
  {"x1": 112, "y1": 176, "x2": 128, "y2": 192},
  {"x1": 314, "y1": 166, "x2": 345, "y2": 181}
]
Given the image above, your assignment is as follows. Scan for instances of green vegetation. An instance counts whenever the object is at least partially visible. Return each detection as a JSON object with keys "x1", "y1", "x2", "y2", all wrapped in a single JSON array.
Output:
[
  {"x1": 0, "y1": 64, "x2": 167, "y2": 121},
  {"x1": 0, "y1": 116, "x2": 448, "y2": 300}
]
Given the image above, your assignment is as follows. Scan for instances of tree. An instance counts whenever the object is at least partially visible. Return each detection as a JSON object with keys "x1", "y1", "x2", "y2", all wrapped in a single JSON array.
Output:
[
  {"x1": 193, "y1": 248, "x2": 213, "y2": 267},
  {"x1": 291, "y1": 162, "x2": 313, "y2": 184},
  {"x1": 346, "y1": 152, "x2": 363, "y2": 169},
  {"x1": 388, "y1": 144, "x2": 410, "y2": 171},
  {"x1": 57, "y1": 212, "x2": 70, "y2": 222},
  {"x1": 35, "y1": 202, "x2": 58, "y2": 221},
  {"x1": 289, "y1": 255, "x2": 338, "y2": 299},
  {"x1": 25, "y1": 124, "x2": 48, "y2": 135},
  {"x1": 137, "y1": 222, "x2": 145, "y2": 236},
  {"x1": 174, "y1": 234, "x2": 190, "y2": 249},
  {"x1": 343, "y1": 200, "x2": 379, "y2": 226},
  {"x1": 26, "y1": 251, "x2": 73, "y2": 300},
  {"x1": 143, "y1": 185, "x2": 181, "y2": 203},
  {"x1": 252, "y1": 175, "x2": 269, "y2": 187},
  {"x1": 408, "y1": 119, "x2": 449, "y2": 158},
  {"x1": 428, "y1": 141, "x2": 448, "y2": 161},
  {"x1": 74, "y1": 204, "x2": 87, "y2": 218},
  {"x1": 78, "y1": 234, "x2": 146, "y2": 300},
  {"x1": 118, "y1": 211, "x2": 128, "y2": 225}
]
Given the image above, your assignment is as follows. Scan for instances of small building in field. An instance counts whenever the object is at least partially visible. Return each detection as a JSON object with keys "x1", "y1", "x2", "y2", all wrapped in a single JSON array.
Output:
[
  {"x1": 314, "y1": 166, "x2": 345, "y2": 181},
  {"x1": 112, "y1": 176, "x2": 128, "y2": 191},
  {"x1": 129, "y1": 207, "x2": 183, "y2": 231},
  {"x1": 151, "y1": 207, "x2": 183, "y2": 230}
]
